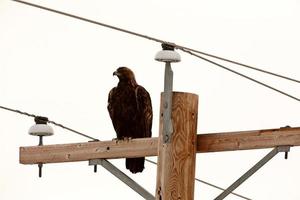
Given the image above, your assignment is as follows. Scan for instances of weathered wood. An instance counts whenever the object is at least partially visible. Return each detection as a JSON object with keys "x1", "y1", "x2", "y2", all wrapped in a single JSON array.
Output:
[
  {"x1": 197, "y1": 127, "x2": 300, "y2": 153},
  {"x1": 155, "y1": 92, "x2": 198, "y2": 200},
  {"x1": 20, "y1": 138, "x2": 158, "y2": 164},
  {"x1": 20, "y1": 127, "x2": 300, "y2": 164}
]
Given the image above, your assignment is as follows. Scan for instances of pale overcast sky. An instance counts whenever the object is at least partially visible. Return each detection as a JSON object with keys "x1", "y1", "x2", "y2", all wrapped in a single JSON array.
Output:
[{"x1": 1, "y1": 0, "x2": 300, "y2": 199}]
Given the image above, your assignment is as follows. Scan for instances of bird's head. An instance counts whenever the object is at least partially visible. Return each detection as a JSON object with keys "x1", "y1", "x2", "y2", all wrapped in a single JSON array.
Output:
[{"x1": 113, "y1": 67, "x2": 137, "y2": 84}]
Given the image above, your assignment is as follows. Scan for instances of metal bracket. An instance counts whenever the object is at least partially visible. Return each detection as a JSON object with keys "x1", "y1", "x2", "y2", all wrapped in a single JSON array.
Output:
[
  {"x1": 89, "y1": 159, "x2": 155, "y2": 200},
  {"x1": 277, "y1": 144, "x2": 291, "y2": 159},
  {"x1": 215, "y1": 146, "x2": 291, "y2": 200},
  {"x1": 163, "y1": 62, "x2": 173, "y2": 143},
  {"x1": 88, "y1": 139, "x2": 100, "y2": 173}
]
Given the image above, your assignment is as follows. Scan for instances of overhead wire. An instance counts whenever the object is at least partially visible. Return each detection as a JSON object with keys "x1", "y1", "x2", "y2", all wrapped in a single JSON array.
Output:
[
  {"x1": 145, "y1": 159, "x2": 251, "y2": 200},
  {"x1": 0, "y1": 105, "x2": 36, "y2": 118},
  {"x1": 47, "y1": 120, "x2": 98, "y2": 141},
  {"x1": 194, "y1": 178, "x2": 251, "y2": 200},
  {"x1": 180, "y1": 48, "x2": 300, "y2": 102},
  {"x1": 11, "y1": 0, "x2": 300, "y2": 86},
  {"x1": 10, "y1": 0, "x2": 169, "y2": 45},
  {"x1": 177, "y1": 46, "x2": 300, "y2": 84},
  {"x1": 0, "y1": 105, "x2": 97, "y2": 140}
]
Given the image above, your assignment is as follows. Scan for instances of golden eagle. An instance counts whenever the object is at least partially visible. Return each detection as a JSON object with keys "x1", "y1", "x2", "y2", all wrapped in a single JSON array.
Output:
[{"x1": 108, "y1": 67, "x2": 153, "y2": 173}]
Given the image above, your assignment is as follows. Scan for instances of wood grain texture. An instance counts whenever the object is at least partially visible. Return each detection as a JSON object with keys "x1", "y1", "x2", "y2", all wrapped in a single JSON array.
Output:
[
  {"x1": 20, "y1": 138, "x2": 158, "y2": 164},
  {"x1": 20, "y1": 127, "x2": 300, "y2": 164},
  {"x1": 197, "y1": 127, "x2": 300, "y2": 153},
  {"x1": 155, "y1": 92, "x2": 198, "y2": 200}
]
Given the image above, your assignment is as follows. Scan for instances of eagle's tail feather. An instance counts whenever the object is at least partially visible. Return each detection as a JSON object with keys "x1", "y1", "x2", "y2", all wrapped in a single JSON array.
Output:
[{"x1": 126, "y1": 157, "x2": 145, "y2": 173}]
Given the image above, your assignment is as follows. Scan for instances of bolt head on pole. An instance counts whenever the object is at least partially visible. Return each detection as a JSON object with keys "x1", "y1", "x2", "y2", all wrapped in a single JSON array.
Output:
[
  {"x1": 28, "y1": 124, "x2": 54, "y2": 136},
  {"x1": 155, "y1": 50, "x2": 181, "y2": 63}
]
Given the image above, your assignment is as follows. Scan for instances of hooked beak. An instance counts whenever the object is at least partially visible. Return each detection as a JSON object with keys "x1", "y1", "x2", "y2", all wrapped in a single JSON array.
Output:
[{"x1": 113, "y1": 71, "x2": 119, "y2": 76}]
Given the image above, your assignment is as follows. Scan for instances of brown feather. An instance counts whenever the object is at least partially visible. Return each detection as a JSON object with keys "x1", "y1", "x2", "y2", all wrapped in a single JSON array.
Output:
[{"x1": 108, "y1": 67, "x2": 152, "y2": 173}]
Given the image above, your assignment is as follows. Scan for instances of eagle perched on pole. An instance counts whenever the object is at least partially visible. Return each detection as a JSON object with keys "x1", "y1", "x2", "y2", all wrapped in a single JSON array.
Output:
[{"x1": 108, "y1": 67, "x2": 153, "y2": 173}]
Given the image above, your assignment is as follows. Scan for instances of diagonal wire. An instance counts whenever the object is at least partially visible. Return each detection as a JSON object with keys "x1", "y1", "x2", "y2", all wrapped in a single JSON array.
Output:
[
  {"x1": 145, "y1": 159, "x2": 251, "y2": 200},
  {"x1": 47, "y1": 120, "x2": 98, "y2": 140},
  {"x1": 180, "y1": 48, "x2": 300, "y2": 102},
  {"x1": 0, "y1": 105, "x2": 97, "y2": 140},
  {"x1": 11, "y1": 0, "x2": 169, "y2": 45},
  {"x1": 176, "y1": 46, "x2": 300, "y2": 84},
  {"x1": 11, "y1": 0, "x2": 300, "y2": 85},
  {"x1": 0, "y1": 105, "x2": 37, "y2": 118}
]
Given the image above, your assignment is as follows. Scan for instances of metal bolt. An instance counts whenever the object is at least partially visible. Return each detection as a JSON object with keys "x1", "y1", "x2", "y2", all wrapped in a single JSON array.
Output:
[
  {"x1": 164, "y1": 102, "x2": 168, "y2": 109},
  {"x1": 38, "y1": 163, "x2": 43, "y2": 178},
  {"x1": 39, "y1": 135, "x2": 43, "y2": 146},
  {"x1": 164, "y1": 134, "x2": 169, "y2": 143}
]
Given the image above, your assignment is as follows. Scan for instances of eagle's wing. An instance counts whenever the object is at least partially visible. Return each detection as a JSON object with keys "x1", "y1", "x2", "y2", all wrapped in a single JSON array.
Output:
[
  {"x1": 136, "y1": 85, "x2": 152, "y2": 138},
  {"x1": 107, "y1": 87, "x2": 115, "y2": 118},
  {"x1": 107, "y1": 87, "x2": 121, "y2": 135}
]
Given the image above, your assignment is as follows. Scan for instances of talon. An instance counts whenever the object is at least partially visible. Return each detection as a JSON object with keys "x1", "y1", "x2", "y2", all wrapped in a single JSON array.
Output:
[
  {"x1": 123, "y1": 137, "x2": 132, "y2": 142},
  {"x1": 112, "y1": 138, "x2": 119, "y2": 143}
]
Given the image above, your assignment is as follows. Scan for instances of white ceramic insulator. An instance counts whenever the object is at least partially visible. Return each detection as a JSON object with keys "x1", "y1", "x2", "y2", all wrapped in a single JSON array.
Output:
[
  {"x1": 28, "y1": 124, "x2": 54, "y2": 136},
  {"x1": 155, "y1": 50, "x2": 181, "y2": 63}
]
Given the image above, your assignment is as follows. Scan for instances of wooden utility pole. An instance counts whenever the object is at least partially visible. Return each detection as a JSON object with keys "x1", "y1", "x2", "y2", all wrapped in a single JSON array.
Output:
[
  {"x1": 156, "y1": 92, "x2": 198, "y2": 200},
  {"x1": 10, "y1": 1, "x2": 300, "y2": 199}
]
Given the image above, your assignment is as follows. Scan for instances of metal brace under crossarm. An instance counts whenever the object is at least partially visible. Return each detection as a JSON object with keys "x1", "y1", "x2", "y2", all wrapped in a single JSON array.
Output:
[
  {"x1": 89, "y1": 159, "x2": 155, "y2": 200},
  {"x1": 215, "y1": 146, "x2": 291, "y2": 200}
]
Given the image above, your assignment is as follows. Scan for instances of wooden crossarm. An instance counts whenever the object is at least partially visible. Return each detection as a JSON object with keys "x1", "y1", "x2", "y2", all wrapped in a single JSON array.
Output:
[
  {"x1": 20, "y1": 138, "x2": 158, "y2": 164},
  {"x1": 20, "y1": 127, "x2": 300, "y2": 164},
  {"x1": 197, "y1": 126, "x2": 300, "y2": 152}
]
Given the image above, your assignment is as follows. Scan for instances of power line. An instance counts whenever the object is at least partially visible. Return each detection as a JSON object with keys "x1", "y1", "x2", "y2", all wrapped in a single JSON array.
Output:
[
  {"x1": 195, "y1": 178, "x2": 251, "y2": 200},
  {"x1": 11, "y1": 0, "x2": 300, "y2": 86},
  {"x1": 0, "y1": 105, "x2": 36, "y2": 118},
  {"x1": 145, "y1": 159, "x2": 251, "y2": 200},
  {"x1": 145, "y1": 158, "x2": 157, "y2": 165},
  {"x1": 177, "y1": 46, "x2": 300, "y2": 84},
  {"x1": 11, "y1": 0, "x2": 169, "y2": 44},
  {"x1": 47, "y1": 120, "x2": 98, "y2": 141},
  {"x1": 0, "y1": 105, "x2": 97, "y2": 140},
  {"x1": 180, "y1": 48, "x2": 300, "y2": 102}
]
